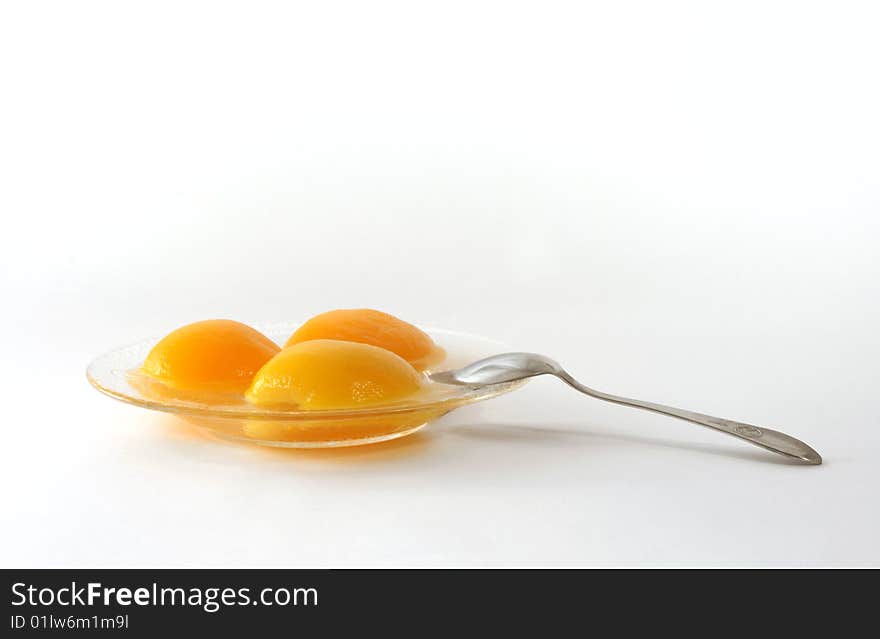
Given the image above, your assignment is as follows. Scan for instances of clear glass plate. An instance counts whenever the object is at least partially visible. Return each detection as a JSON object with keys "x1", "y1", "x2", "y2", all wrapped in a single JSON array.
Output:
[{"x1": 86, "y1": 323, "x2": 526, "y2": 448}]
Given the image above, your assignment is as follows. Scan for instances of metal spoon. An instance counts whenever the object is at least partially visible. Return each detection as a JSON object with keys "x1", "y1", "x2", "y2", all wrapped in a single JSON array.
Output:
[{"x1": 429, "y1": 352, "x2": 822, "y2": 465}]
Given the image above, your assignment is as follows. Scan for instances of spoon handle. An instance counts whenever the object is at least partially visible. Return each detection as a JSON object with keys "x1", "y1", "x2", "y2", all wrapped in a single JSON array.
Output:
[{"x1": 557, "y1": 372, "x2": 822, "y2": 464}]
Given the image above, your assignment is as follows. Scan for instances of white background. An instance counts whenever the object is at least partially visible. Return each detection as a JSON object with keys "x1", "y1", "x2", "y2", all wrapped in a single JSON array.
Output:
[{"x1": 1, "y1": 1, "x2": 878, "y2": 567}]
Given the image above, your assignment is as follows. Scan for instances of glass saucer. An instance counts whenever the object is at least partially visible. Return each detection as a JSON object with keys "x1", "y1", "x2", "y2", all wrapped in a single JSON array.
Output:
[{"x1": 87, "y1": 323, "x2": 526, "y2": 448}]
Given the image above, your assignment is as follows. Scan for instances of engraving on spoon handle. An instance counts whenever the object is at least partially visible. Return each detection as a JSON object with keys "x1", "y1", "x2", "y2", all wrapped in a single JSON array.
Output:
[{"x1": 557, "y1": 373, "x2": 822, "y2": 464}]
